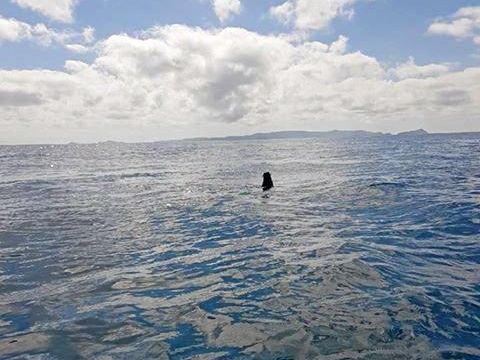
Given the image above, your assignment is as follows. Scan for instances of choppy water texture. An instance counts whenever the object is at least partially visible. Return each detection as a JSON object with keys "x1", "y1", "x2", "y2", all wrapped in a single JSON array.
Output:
[{"x1": 0, "y1": 135, "x2": 479, "y2": 359}]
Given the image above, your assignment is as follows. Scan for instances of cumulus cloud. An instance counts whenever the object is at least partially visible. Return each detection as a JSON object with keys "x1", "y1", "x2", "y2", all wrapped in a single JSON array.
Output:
[
  {"x1": 269, "y1": 1, "x2": 295, "y2": 26},
  {"x1": 82, "y1": 26, "x2": 95, "y2": 43},
  {"x1": 329, "y1": 35, "x2": 349, "y2": 54},
  {"x1": 0, "y1": 16, "x2": 31, "y2": 42},
  {"x1": 65, "y1": 43, "x2": 89, "y2": 53},
  {"x1": 0, "y1": 89, "x2": 43, "y2": 106},
  {"x1": 212, "y1": 0, "x2": 242, "y2": 23},
  {"x1": 390, "y1": 57, "x2": 451, "y2": 80},
  {"x1": 0, "y1": 16, "x2": 94, "y2": 51},
  {"x1": 1, "y1": 25, "x2": 479, "y2": 143},
  {"x1": 11, "y1": 0, "x2": 77, "y2": 23},
  {"x1": 270, "y1": 0, "x2": 358, "y2": 31},
  {"x1": 428, "y1": 6, "x2": 480, "y2": 45},
  {"x1": 434, "y1": 89, "x2": 471, "y2": 107},
  {"x1": 64, "y1": 60, "x2": 89, "y2": 73},
  {"x1": 95, "y1": 25, "x2": 289, "y2": 122}
]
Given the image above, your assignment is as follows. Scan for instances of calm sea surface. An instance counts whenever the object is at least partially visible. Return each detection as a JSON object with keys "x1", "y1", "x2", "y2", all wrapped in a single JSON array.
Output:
[{"x1": 0, "y1": 135, "x2": 479, "y2": 359}]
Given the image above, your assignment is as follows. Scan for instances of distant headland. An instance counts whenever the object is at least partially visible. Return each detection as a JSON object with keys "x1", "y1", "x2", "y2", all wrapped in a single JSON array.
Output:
[
  {"x1": 6, "y1": 129, "x2": 479, "y2": 147},
  {"x1": 183, "y1": 129, "x2": 437, "y2": 142},
  {"x1": 396, "y1": 129, "x2": 429, "y2": 136}
]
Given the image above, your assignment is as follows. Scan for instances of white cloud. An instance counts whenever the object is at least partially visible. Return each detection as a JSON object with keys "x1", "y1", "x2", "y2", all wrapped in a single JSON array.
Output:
[
  {"x1": 65, "y1": 43, "x2": 89, "y2": 53},
  {"x1": 0, "y1": 16, "x2": 31, "y2": 42},
  {"x1": 0, "y1": 16, "x2": 93, "y2": 52},
  {"x1": 270, "y1": 0, "x2": 358, "y2": 31},
  {"x1": 11, "y1": 0, "x2": 77, "y2": 23},
  {"x1": 64, "y1": 60, "x2": 89, "y2": 73},
  {"x1": 329, "y1": 35, "x2": 349, "y2": 54},
  {"x1": 0, "y1": 89, "x2": 43, "y2": 106},
  {"x1": 269, "y1": 1, "x2": 295, "y2": 26},
  {"x1": 456, "y1": 7, "x2": 480, "y2": 20},
  {"x1": 212, "y1": 0, "x2": 241, "y2": 23},
  {"x1": 82, "y1": 26, "x2": 95, "y2": 44},
  {"x1": 428, "y1": 6, "x2": 480, "y2": 45},
  {"x1": 1, "y1": 25, "x2": 479, "y2": 143},
  {"x1": 390, "y1": 57, "x2": 451, "y2": 80}
]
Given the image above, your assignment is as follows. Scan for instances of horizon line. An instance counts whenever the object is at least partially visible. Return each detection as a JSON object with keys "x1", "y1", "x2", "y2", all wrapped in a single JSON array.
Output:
[{"x1": 1, "y1": 128, "x2": 479, "y2": 147}]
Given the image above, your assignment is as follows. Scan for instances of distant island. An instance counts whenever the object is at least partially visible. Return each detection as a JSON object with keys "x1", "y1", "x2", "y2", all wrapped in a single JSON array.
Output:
[
  {"x1": 396, "y1": 129, "x2": 429, "y2": 136},
  {"x1": 13, "y1": 129, "x2": 480, "y2": 146},
  {"x1": 184, "y1": 129, "x2": 432, "y2": 142}
]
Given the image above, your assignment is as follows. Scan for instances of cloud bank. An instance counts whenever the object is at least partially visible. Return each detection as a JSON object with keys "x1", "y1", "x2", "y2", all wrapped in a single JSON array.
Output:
[{"x1": 1, "y1": 25, "x2": 479, "y2": 143}]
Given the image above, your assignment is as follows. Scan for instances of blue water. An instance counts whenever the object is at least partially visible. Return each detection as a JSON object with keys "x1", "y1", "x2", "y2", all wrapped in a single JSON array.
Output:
[{"x1": 0, "y1": 135, "x2": 479, "y2": 359}]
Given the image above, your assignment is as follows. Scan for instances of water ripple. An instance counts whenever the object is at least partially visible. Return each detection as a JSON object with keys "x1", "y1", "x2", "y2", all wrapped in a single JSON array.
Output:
[{"x1": 0, "y1": 135, "x2": 479, "y2": 359}]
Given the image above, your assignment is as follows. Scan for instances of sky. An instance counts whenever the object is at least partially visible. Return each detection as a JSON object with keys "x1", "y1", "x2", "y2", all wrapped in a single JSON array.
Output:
[{"x1": 0, "y1": 0, "x2": 479, "y2": 144}]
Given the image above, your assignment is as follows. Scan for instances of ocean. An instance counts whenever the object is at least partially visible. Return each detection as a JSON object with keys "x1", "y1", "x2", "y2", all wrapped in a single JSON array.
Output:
[{"x1": 0, "y1": 134, "x2": 479, "y2": 359}]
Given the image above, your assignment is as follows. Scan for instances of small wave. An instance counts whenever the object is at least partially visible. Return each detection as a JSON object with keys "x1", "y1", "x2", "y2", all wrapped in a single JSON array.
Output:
[
  {"x1": 119, "y1": 172, "x2": 159, "y2": 179},
  {"x1": 368, "y1": 181, "x2": 406, "y2": 188}
]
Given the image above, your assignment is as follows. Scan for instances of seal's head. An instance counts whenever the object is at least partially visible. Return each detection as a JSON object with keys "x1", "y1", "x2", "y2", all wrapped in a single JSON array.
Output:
[{"x1": 262, "y1": 172, "x2": 274, "y2": 191}]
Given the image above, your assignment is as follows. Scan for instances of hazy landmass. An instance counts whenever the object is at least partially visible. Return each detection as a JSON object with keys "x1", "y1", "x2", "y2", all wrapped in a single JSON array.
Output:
[
  {"x1": 396, "y1": 129, "x2": 429, "y2": 136},
  {"x1": 184, "y1": 129, "x2": 432, "y2": 141},
  {"x1": 5, "y1": 129, "x2": 480, "y2": 147}
]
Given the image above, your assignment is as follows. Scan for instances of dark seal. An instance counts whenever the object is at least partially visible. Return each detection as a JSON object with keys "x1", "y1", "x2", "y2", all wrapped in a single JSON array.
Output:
[{"x1": 262, "y1": 172, "x2": 274, "y2": 191}]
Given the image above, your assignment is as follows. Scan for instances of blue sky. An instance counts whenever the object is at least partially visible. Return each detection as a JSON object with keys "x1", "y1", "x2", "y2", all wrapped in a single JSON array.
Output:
[
  {"x1": 0, "y1": 0, "x2": 479, "y2": 143},
  {"x1": 1, "y1": 0, "x2": 479, "y2": 69}
]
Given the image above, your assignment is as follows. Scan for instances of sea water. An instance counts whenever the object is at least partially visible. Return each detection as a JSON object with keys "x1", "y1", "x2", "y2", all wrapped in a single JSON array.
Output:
[{"x1": 0, "y1": 134, "x2": 479, "y2": 359}]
